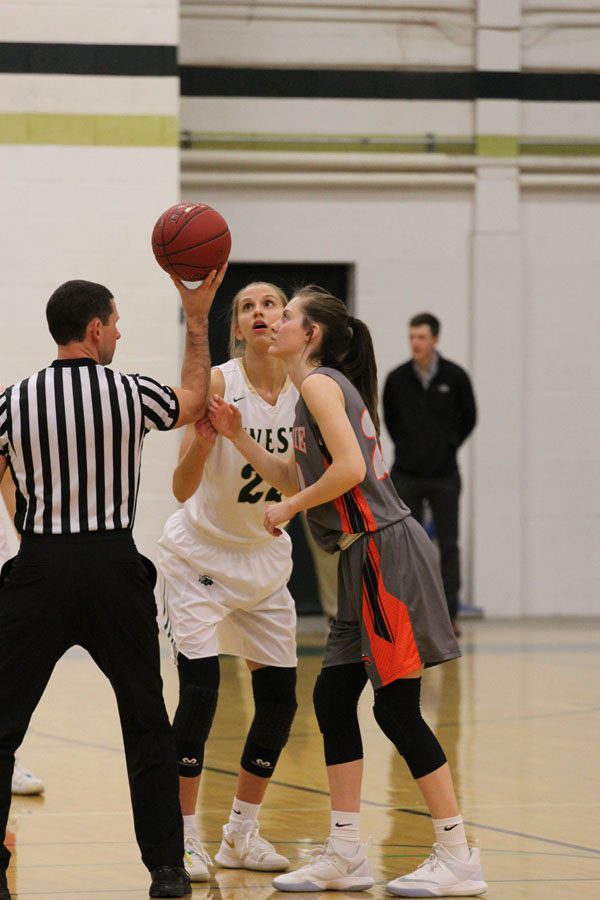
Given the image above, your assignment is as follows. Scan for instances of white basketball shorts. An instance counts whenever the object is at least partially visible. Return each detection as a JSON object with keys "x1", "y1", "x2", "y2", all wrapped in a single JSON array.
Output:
[{"x1": 157, "y1": 510, "x2": 297, "y2": 667}]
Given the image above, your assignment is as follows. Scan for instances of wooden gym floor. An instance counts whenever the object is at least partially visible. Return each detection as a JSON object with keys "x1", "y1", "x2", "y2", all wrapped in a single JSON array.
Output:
[{"x1": 5, "y1": 616, "x2": 600, "y2": 899}]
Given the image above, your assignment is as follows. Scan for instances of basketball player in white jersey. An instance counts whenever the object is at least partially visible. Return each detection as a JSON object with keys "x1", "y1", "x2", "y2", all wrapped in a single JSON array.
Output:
[
  {"x1": 0, "y1": 384, "x2": 45, "y2": 799},
  {"x1": 157, "y1": 283, "x2": 299, "y2": 883}
]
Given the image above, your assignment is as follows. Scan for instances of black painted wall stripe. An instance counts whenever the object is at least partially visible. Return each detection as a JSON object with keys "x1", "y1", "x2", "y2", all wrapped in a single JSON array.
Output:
[
  {"x1": 0, "y1": 42, "x2": 177, "y2": 77},
  {"x1": 180, "y1": 67, "x2": 600, "y2": 102},
  {"x1": 181, "y1": 67, "x2": 472, "y2": 100},
  {"x1": 1, "y1": 43, "x2": 599, "y2": 100}
]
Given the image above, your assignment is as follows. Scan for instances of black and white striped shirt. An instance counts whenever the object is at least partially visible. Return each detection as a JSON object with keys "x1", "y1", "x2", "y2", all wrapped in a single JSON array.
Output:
[{"x1": 0, "y1": 359, "x2": 180, "y2": 535}]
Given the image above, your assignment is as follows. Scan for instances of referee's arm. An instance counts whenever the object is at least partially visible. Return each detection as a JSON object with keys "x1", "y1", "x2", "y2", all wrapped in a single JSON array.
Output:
[
  {"x1": 0, "y1": 455, "x2": 8, "y2": 491},
  {"x1": 169, "y1": 265, "x2": 227, "y2": 427},
  {"x1": 0, "y1": 456, "x2": 17, "y2": 544}
]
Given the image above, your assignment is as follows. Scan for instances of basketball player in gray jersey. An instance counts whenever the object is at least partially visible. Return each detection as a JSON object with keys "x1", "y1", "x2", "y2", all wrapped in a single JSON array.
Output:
[{"x1": 209, "y1": 287, "x2": 487, "y2": 898}]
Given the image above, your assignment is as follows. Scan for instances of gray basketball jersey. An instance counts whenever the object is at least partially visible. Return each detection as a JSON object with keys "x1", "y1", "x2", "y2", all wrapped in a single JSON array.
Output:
[{"x1": 293, "y1": 367, "x2": 410, "y2": 552}]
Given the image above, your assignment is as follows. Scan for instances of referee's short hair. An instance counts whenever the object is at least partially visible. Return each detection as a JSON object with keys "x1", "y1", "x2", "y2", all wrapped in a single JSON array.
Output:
[
  {"x1": 47, "y1": 280, "x2": 114, "y2": 345},
  {"x1": 409, "y1": 312, "x2": 440, "y2": 337}
]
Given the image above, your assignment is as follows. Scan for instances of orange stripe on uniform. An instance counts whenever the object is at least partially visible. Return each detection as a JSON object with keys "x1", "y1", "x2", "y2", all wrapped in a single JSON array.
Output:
[
  {"x1": 350, "y1": 484, "x2": 377, "y2": 532},
  {"x1": 322, "y1": 452, "x2": 354, "y2": 533},
  {"x1": 361, "y1": 537, "x2": 421, "y2": 684}
]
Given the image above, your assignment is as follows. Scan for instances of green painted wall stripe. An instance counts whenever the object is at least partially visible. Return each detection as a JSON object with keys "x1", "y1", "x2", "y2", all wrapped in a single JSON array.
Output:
[
  {"x1": 477, "y1": 134, "x2": 519, "y2": 157},
  {"x1": 0, "y1": 113, "x2": 178, "y2": 147},
  {"x1": 4, "y1": 117, "x2": 600, "y2": 156},
  {"x1": 520, "y1": 142, "x2": 600, "y2": 157}
]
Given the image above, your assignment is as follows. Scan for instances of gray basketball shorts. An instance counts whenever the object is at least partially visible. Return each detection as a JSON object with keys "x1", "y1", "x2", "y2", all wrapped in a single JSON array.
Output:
[{"x1": 323, "y1": 517, "x2": 461, "y2": 689}]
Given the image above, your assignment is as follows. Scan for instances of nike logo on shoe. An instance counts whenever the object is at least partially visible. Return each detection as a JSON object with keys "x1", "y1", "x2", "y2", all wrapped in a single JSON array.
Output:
[
  {"x1": 444, "y1": 824, "x2": 459, "y2": 831},
  {"x1": 348, "y1": 859, "x2": 368, "y2": 874},
  {"x1": 233, "y1": 809, "x2": 241, "y2": 815},
  {"x1": 335, "y1": 823, "x2": 353, "y2": 827}
]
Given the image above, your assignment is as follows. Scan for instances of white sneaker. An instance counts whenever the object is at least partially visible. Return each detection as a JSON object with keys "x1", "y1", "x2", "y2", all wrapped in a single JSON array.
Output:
[
  {"x1": 215, "y1": 820, "x2": 289, "y2": 872},
  {"x1": 272, "y1": 838, "x2": 374, "y2": 892},
  {"x1": 184, "y1": 835, "x2": 212, "y2": 882},
  {"x1": 11, "y1": 760, "x2": 45, "y2": 796},
  {"x1": 386, "y1": 843, "x2": 487, "y2": 897}
]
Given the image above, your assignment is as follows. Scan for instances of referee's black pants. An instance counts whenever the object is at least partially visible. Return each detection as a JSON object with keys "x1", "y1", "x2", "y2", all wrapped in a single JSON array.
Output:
[{"x1": 0, "y1": 531, "x2": 183, "y2": 874}]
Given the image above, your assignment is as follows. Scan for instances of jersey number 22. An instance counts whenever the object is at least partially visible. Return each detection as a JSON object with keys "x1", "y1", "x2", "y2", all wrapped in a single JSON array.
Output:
[{"x1": 238, "y1": 463, "x2": 282, "y2": 504}]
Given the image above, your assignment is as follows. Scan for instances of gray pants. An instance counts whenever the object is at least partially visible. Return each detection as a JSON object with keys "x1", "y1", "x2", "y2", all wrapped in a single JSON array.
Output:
[{"x1": 391, "y1": 470, "x2": 461, "y2": 621}]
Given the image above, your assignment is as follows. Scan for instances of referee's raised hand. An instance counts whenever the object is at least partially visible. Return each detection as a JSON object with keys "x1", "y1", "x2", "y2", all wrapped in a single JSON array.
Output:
[
  {"x1": 170, "y1": 263, "x2": 228, "y2": 321},
  {"x1": 171, "y1": 263, "x2": 228, "y2": 425}
]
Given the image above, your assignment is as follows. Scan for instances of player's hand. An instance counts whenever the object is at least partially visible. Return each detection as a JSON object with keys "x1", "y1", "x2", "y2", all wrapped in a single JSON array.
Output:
[
  {"x1": 194, "y1": 416, "x2": 217, "y2": 447},
  {"x1": 170, "y1": 262, "x2": 228, "y2": 320},
  {"x1": 208, "y1": 394, "x2": 243, "y2": 439},
  {"x1": 264, "y1": 501, "x2": 291, "y2": 537}
]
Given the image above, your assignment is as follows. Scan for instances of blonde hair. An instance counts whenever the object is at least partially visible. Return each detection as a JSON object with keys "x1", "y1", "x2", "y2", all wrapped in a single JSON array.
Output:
[{"x1": 228, "y1": 282, "x2": 288, "y2": 357}]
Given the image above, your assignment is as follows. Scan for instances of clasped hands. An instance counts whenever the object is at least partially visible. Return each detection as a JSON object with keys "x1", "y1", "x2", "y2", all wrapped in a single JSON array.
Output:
[{"x1": 201, "y1": 395, "x2": 291, "y2": 536}]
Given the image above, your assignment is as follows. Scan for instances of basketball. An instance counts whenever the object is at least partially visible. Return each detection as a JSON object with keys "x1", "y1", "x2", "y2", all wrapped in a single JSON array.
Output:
[{"x1": 152, "y1": 202, "x2": 231, "y2": 281}]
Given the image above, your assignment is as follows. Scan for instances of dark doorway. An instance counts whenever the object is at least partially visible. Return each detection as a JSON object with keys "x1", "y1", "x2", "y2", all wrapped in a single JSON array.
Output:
[
  {"x1": 209, "y1": 262, "x2": 351, "y2": 615},
  {"x1": 208, "y1": 262, "x2": 351, "y2": 367}
]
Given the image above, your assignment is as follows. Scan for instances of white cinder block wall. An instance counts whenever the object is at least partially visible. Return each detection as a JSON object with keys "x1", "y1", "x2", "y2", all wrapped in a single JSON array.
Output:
[
  {"x1": 179, "y1": 0, "x2": 600, "y2": 617},
  {"x1": 0, "y1": 0, "x2": 182, "y2": 561},
  {"x1": 3, "y1": 1, "x2": 600, "y2": 615}
]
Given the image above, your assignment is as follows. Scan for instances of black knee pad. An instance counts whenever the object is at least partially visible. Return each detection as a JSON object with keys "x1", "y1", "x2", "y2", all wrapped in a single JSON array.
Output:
[
  {"x1": 313, "y1": 664, "x2": 368, "y2": 766},
  {"x1": 373, "y1": 678, "x2": 446, "y2": 780},
  {"x1": 241, "y1": 666, "x2": 298, "y2": 778},
  {"x1": 173, "y1": 654, "x2": 220, "y2": 777}
]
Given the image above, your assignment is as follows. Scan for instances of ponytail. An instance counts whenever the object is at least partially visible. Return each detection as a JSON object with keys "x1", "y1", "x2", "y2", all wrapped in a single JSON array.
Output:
[
  {"x1": 343, "y1": 316, "x2": 380, "y2": 434},
  {"x1": 296, "y1": 286, "x2": 380, "y2": 433}
]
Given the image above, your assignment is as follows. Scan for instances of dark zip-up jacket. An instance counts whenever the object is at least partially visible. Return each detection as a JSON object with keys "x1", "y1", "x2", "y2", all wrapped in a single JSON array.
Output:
[{"x1": 382, "y1": 355, "x2": 477, "y2": 478}]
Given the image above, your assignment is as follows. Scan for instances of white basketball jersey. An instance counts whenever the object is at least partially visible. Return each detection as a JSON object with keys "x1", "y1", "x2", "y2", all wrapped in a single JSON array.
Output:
[{"x1": 184, "y1": 358, "x2": 299, "y2": 546}]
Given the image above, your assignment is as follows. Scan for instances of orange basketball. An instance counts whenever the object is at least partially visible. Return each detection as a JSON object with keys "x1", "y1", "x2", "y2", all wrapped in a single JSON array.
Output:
[{"x1": 152, "y1": 202, "x2": 231, "y2": 280}]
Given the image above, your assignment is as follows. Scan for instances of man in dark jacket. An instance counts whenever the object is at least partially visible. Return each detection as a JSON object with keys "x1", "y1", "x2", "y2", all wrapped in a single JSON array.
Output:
[{"x1": 383, "y1": 313, "x2": 477, "y2": 635}]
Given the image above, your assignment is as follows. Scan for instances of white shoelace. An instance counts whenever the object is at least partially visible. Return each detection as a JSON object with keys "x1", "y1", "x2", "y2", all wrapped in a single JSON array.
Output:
[
  {"x1": 13, "y1": 761, "x2": 34, "y2": 779},
  {"x1": 416, "y1": 847, "x2": 447, "y2": 874},
  {"x1": 299, "y1": 840, "x2": 343, "y2": 872},
  {"x1": 239, "y1": 826, "x2": 277, "y2": 860},
  {"x1": 303, "y1": 844, "x2": 328, "y2": 862},
  {"x1": 185, "y1": 837, "x2": 211, "y2": 866}
]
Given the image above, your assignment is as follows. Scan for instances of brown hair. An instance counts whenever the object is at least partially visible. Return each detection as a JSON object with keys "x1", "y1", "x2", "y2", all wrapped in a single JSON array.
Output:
[
  {"x1": 295, "y1": 285, "x2": 380, "y2": 433},
  {"x1": 409, "y1": 312, "x2": 440, "y2": 336}
]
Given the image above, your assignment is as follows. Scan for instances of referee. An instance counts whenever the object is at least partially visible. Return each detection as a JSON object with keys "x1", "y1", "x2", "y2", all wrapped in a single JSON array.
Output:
[{"x1": 0, "y1": 268, "x2": 226, "y2": 900}]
